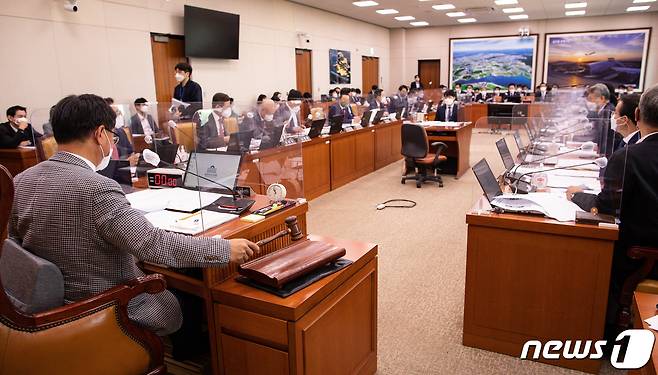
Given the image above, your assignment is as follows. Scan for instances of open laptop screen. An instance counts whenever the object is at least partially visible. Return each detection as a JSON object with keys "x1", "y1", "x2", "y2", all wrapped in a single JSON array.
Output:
[
  {"x1": 496, "y1": 138, "x2": 515, "y2": 171},
  {"x1": 183, "y1": 152, "x2": 242, "y2": 191},
  {"x1": 472, "y1": 158, "x2": 503, "y2": 203}
]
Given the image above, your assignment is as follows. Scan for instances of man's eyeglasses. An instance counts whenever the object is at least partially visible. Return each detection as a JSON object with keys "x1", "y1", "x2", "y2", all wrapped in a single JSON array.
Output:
[{"x1": 108, "y1": 130, "x2": 120, "y2": 145}]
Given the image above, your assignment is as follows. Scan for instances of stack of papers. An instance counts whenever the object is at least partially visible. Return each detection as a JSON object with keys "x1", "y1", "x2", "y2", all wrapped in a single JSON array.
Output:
[
  {"x1": 144, "y1": 209, "x2": 237, "y2": 235},
  {"x1": 491, "y1": 192, "x2": 585, "y2": 222},
  {"x1": 126, "y1": 187, "x2": 227, "y2": 213},
  {"x1": 644, "y1": 315, "x2": 658, "y2": 331}
]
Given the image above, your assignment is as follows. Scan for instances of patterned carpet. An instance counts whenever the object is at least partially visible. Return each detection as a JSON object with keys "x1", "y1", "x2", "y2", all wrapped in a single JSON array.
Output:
[{"x1": 306, "y1": 132, "x2": 621, "y2": 375}]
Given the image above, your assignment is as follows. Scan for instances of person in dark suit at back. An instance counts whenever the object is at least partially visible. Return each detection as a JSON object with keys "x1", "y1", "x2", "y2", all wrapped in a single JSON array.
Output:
[
  {"x1": 486, "y1": 87, "x2": 503, "y2": 103},
  {"x1": 435, "y1": 90, "x2": 459, "y2": 122},
  {"x1": 613, "y1": 94, "x2": 641, "y2": 148},
  {"x1": 196, "y1": 92, "x2": 232, "y2": 150},
  {"x1": 329, "y1": 95, "x2": 355, "y2": 124},
  {"x1": 502, "y1": 83, "x2": 522, "y2": 103},
  {"x1": 0, "y1": 105, "x2": 42, "y2": 149},
  {"x1": 410, "y1": 75, "x2": 423, "y2": 91},
  {"x1": 129, "y1": 98, "x2": 159, "y2": 136},
  {"x1": 473, "y1": 87, "x2": 485, "y2": 103},
  {"x1": 584, "y1": 83, "x2": 618, "y2": 155},
  {"x1": 173, "y1": 62, "x2": 202, "y2": 118},
  {"x1": 566, "y1": 84, "x2": 658, "y2": 333},
  {"x1": 534, "y1": 82, "x2": 552, "y2": 102}
]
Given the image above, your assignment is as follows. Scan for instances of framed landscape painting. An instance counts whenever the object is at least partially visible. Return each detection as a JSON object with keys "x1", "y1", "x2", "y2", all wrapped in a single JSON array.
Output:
[
  {"x1": 449, "y1": 35, "x2": 538, "y2": 90},
  {"x1": 543, "y1": 29, "x2": 651, "y2": 90}
]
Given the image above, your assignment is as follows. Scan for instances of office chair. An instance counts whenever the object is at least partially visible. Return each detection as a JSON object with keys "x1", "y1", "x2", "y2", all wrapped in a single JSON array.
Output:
[
  {"x1": 0, "y1": 164, "x2": 166, "y2": 375},
  {"x1": 617, "y1": 246, "x2": 658, "y2": 330},
  {"x1": 400, "y1": 123, "x2": 448, "y2": 188}
]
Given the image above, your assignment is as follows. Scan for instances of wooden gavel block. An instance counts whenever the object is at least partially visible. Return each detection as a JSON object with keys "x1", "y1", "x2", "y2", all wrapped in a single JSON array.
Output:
[{"x1": 256, "y1": 216, "x2": 304, "y2": 247}]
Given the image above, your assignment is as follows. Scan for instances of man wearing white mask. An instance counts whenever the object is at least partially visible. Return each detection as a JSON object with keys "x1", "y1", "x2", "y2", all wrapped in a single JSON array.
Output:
[
  {"x1": 197, "y1": 92, "x2": 232, "y2": 149},
  {"x1": 129, "y1": 97, "x2": 159, "y2": 136},
  {"x1": 435, "y1": 90, "x2": 459, "y2": 122},
  {"x1": 241, "y1": 99, "x2": 278, "y2": 140},
  {"x1": 173, "y1": 62, "x2": 203, "y2": 118},
  {"x1": 0, "y1": 105, "x2": 42, "y2": 148},
  {"x1": 534, "y1": 82, "x2": 551, "y2": 102},
  {"x1": 279, "y1": 89, "x2": 304, "y2": 134}
]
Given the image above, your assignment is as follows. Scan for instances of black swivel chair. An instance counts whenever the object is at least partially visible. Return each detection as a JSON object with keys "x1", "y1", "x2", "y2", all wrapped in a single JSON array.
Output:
[{"x1": 401, "y1": 123, "x2": 448, "y2": 188}]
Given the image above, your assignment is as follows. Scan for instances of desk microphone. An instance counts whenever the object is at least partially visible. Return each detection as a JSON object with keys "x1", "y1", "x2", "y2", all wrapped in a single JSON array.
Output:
[
  {"x1": 509, "y1": 157, "x2": 608, "y2": 194},
  {"x1": 142, "y1": 149, "x2": 253, "y2": 211},
  {"x1": 519, "y1": 141, "x2": 596, "y2": 166}
]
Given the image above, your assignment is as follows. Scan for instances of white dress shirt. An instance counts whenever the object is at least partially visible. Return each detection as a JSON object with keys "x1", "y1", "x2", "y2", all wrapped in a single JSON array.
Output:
[
  {"x1": 623, "y1": 130, "x2": 640, "y2": 145},
  {"x1": 63, "y1": 151, "x2": 96, "y2": 171},
  {"x1": 138, "y1": 113, "x2": 153, "y2": 135}
]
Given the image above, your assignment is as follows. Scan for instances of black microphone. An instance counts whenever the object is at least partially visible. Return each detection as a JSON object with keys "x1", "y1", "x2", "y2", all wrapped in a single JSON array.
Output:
[
  {"x1": 143, "y1": 149, "x2": 254, "y2": 211},
  {"x1": 509, "y1": 157, "x2": 608, "y2": 194}
]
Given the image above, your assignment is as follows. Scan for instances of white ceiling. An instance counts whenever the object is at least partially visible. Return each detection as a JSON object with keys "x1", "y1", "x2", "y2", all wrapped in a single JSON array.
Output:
[{"x1": 287, "y1": 0, "x2": 657, "y2": 28}]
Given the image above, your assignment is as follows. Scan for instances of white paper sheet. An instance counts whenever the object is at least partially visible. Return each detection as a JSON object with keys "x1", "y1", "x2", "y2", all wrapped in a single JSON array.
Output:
[
  {"x1": 144, "y1": 209, "x2": 237, "y2": 235},
  {"x1": 492, "y1": 192, "x2": 584, "y2": 222},
  {"x1": 546, "y1": 175, "x2": 600, "y2": 190},
  {"x1": 126, "y1": 187, "x2": 227, "y2": 213}
]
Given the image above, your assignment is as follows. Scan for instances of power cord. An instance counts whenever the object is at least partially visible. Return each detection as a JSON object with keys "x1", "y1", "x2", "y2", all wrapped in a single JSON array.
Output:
[{"x1": 376, "y1": 199, "x2": 417, "y2": 210}]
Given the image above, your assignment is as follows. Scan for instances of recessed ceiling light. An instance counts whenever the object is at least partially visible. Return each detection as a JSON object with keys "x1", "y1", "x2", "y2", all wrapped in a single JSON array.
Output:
[
  {"x1": 376, "y1": 9, "x2": 399, "y2": 14},
  {"x1": 565, "y1": 10, "x2": 586, "y2": 15},
  {"x1": 457, "y1": 18, "x2": 477, "y2": 23},
  {"x1": 502, "y1": 7, "x2": 524, "y2": 13},
  {"x1": 627, "y1": 5, "x2": 650, "y2": 11},
  {"x1": 495, "y1": 0, "x2": 518, "y2": 5},
  {"x1": 564, "y1": 2, "x2": 587, "y2": 8},
  {"x1": 410, "y1": 21, "x2": 430, "y2": 26},
  {"x1": 633, "y1": 0, "x2": 656, "y2": 3},
  {"x1": 395, "y1": 15, "x2": 416, "y2": 21},
  {"x1": 446, "y1": 11, "x2": 466, "y2": 17},
  {"x1": 509, "y1": 14, "x2": 528, "y2": 19},
  {"x1": 352, "y1": 1, "x2": 378, "y2": 7},
  {"x1": 432, "y1": 4, "x2": 456, "y2": 10}
]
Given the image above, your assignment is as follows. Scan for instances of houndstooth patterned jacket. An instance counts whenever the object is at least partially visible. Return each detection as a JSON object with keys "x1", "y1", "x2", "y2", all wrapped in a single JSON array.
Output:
[{"x1": 10, "y1": 152, "x2": 231, "y2": 335}]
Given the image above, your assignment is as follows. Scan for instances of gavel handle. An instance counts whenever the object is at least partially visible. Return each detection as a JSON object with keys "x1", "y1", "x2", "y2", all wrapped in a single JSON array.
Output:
[{"x1": 256, "y1": 229, "x2": 290, "y2": 247}]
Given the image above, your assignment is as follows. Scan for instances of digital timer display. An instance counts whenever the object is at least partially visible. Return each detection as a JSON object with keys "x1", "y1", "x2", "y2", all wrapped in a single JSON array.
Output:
[{"x1": 147, "y1": 173, "x2": 182, "y2": 188}]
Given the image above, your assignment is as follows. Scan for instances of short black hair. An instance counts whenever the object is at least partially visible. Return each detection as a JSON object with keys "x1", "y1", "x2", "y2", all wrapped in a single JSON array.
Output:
[
  {"x1": 508, "y1": 83, "x2": 516, "y2": 88},
  {"x1": 302, "y1": 92, "x2": 312, "y2": 99},
  {"x1": 257, "y1": 94, "x2": 267, "y2": 103},
  {"x1": 444, "y1": 90, "x2": 456, "y2": 98},
  {"x1": 51, "y1": 94, "x2": 116, "y2": 144},
  {"x1": 371, "y1": 84, "x2": 379, "y2": 91},
  {"x1": 288, "y1": 89, "x2": 302, "y2": 100},
  {"x1": 340, "y1": 87, "x2": 351, "y2": 96},
  {"x1": 414, "y1": 75, "x2": 419, "y2": 79},
  {"x1": 619, "y1": 93, "x2": 641, "y2": 125},
  {"x1": 6, "y1": 105, "x2": 26, "y2": 117},
  {"x1": 174, "y1": 62, "x2": 192, "y2": 73},
  {"x1": 467, "y1": 85, "x2": 473, "y2": 89},
  {"x1": 104, "y1": 97, "x2": 114, "y2": 105},
  {"x1": 212, "y1": 92, "x2": 231, "y2": 107},
  {"x1": 271, "y1": 92, "x2": 281, "y2": 101},
  {"x1": 134, "y1": 97, "x2": 148, "y2": 105},
  {"x1": 355, "y1": 88, "x2": 361, "y2": 94},
  {"x1": 454, "y1": 83, "x2": 462, "y2": 88},
  {"x1": 374, "y1": 89, "x2": 383, "y2": 98},
  {"x1": 398, "y1": 85, "x2": 408, "y2": 92}
]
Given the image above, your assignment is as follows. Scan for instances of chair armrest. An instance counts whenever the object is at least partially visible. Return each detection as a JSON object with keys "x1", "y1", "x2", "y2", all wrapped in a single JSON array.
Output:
[
  {"x1": 628, "y1": 246, "x2": 658, "y2": 260},
  {"x1": 31, "y1": 274, "x2": 166, "y2": 326},
  {"x1": 430, "y1": 142, "x2": 448, "y2": 164}
]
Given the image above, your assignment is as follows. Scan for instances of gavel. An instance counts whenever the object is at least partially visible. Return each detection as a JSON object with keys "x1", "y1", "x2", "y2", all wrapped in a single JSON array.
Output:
[{"x1": 256, "y1": 216, "x2": 304, "y2": 247}]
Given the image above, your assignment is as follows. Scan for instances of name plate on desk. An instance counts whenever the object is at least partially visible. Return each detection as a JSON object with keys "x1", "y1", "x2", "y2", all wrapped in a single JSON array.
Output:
[{"x1": 147, "y1": 168, "x2": 184, "y2": 189}]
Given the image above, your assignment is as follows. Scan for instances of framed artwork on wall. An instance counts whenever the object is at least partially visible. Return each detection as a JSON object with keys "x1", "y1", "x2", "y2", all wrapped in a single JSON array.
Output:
[
  {"x1": 543, "y1": 28, "x2": 652, "y2": 90},
  {"x1": 448, "y1": 34, "x2": 538, "y2": 90},
  {"x1": 329, "y1": 49, "x2": 351, "y2": 84}
]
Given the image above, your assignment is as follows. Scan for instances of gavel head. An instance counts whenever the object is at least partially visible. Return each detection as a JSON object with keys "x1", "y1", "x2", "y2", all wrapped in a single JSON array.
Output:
[{"x1": 285, "y1": 216, "x2": 304, "y2": 241}]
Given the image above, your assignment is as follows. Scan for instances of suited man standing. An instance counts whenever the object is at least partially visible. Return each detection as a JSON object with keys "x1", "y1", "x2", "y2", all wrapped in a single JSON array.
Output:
[
  {"x1": 173, "y1": 62, "x2": 203, "y2": 118},
  {"x1": 130, "y1": 98, "x2": 159, "y2": 136},
  {"x1": 613, "y1": 93, "x2": 641, "y2": 148},
  {"x1": 435, "y1": 90, "x2": 459, "y2": 122},
  {"x1": 0, "y1": 105, "x2": 42, "y2": 148},
  {"x1": 410, "y1": 75, "x2": 423, "y2": 91},
  {"x1": 329, "y1": 95, "x2": 355, "y2": 124},
  {"x1": 10, "y1": 93, "x2": 258, "y2": 339},
  {"x1": 567, "y1": 84, "x2": 658, "y2": 328}
]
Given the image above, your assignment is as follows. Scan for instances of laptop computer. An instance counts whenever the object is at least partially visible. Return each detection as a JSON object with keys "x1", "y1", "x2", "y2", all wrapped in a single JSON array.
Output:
[
  {"x1": 152, "y1": 143, "x2": 179, "y2": 164},
  {"x1": 259, "y1": 126, "x2": 284, "y2": 150},
  {"x1": 372, "y1": 110, "x2": 385, "y2": 125},
  {"x1": 472, "y1": 159, "x2": 503, "y2": 203},
  {"x1": 496, "y1": 138, "x2": 516, "y2": 171},
  {"x1": 98, "y1": 159, "x2": 133, "y2": 191},
  {"x1": 307, "y1": 119, "x2": 326, "y2": 138},
  {"x1": 328, "y1": 115, "x2": 343, "y2": 135},
  {"x1": 227, "y1": 130, "x2": 254, "y2": 153},
  {"x1": 361, "y1": 110, "x2": 373, "y2": 128},
  {"x1": 395, "y1": 106, "x2": 406, "y2": 120}
]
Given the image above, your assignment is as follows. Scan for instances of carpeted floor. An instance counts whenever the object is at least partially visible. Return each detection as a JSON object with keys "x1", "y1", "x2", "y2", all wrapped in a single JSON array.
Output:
[{"x1": 306, "y1": 132, "x2": 621, "y2": 375}]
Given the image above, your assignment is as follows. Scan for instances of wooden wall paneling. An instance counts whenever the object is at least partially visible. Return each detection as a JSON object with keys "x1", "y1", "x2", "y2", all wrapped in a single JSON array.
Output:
[
  {"x1": 354, "y1": 130, "x2": 375, "y2": 178},
  {"x1": 301, "y1": 139, "x2": 331, "y2": 200},
  {"x1": 295, "y1": 49, "x2": 312, "y2": 94},
  {"x1": 330, "y1": 135, "x2": 357, "y2": 190},
  {"x1": 361, "y1": 57, "x2": 379, "y2": 93}
]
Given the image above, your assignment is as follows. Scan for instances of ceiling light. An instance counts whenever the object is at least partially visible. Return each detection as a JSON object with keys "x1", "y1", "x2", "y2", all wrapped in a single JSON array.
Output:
[
  {"x1": 627, "y1": 5, "x2": 650, "y2": 11},
  {"x1": 509, "y1": 14, "x2": 528, "y2": 19},
  {"x1": 502, "y1": 7, "x2": 524, "y2": 13},
  {"x1": 564, "y1": 2, "x2": 587, "y2": 8},
  {"x1": 410, "y1": 21, "x2": 430, "y2": 26},
  {"x1": 446, "y1": 11, "x2": 466, "y2": 17},
  {"x1": 395, "y1": 16, "x2": 416, "y2": 21},
  {"x1": 457, "y1": 18, "x2": 477, "y2": 23},
  {"x1": 565, "y1": 10, "x2": 586, "y2": 15},
  {"x1": 633, "y1": 0, "x2": 656, "y2": 3},
  {"x1": 432, "y1": 4, "x2": 456, "y2": 10},
  {"x1": 495, "y1": 0, "x2": 518, "y2": 5},
  {"x1": 376, "y1": 9, "x2": 399, "y2": 14},
  {"x1": 352, "y1": 1, "x2": 378, "y2": 7}
]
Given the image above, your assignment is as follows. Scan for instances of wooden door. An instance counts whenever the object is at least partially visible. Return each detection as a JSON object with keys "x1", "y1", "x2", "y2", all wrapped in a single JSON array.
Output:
[
  {"x1": 418, "y1": 59, "x2": 440, "y2": 90},
  {"x1": 150, "y1": 34, "x2": 187, "y2": 104},
  {"x1": 361, "y1": 56, "x2": 379, "y2": 93},
  {"x1": 295, "y1": 49, "x2": 312, "y2": 94}
]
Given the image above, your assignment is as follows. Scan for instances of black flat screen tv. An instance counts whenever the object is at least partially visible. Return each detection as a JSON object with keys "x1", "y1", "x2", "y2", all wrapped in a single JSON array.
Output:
[{"x1": 184, "y1": 5, "x2": 239, "y2": 59}]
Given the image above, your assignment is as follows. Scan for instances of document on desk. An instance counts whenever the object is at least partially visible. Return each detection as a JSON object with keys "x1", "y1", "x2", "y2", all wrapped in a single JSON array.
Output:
[
  {"x1": 144, "y1": 209, "x2": 237, "y2": 235},
  {"x1": 492, "y1": 193, "x2": 584, "y2": 222},
  {"x1": 546, "y1": 175, "x2": 600, "y2": 190},
  {"x1": 125, "y1": 187, "x2": 226, "y2": 213}
]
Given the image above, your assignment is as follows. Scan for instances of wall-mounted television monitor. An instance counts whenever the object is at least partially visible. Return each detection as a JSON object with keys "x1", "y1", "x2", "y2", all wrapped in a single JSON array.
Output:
[{"x1": 184, "y1": 5, "x2": 239, "y2": 59}]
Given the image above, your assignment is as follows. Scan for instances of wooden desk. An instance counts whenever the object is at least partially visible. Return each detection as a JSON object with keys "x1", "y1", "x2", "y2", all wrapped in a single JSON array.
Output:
[
  {"x1": 424, "y1": 122, "x2": 473, "y2": 179},
  {"x1": 142, "y1": 195, "x2": 309, "y2": 375},
  {"x1": 464, "y1": 209, "x2": 618, "y2": 373},
  {"x1": 0, "y1": 148, "x2": 38, "y2": 176},
  {"x1": 212, "y1": 235, "x2": 378, "y2": 375},
  {"x1": 459, "y1": 103, "x2": 553, "y2": 128},
  {"x1": 632, "y1": 292, "x2": 658, "y2": 375}
]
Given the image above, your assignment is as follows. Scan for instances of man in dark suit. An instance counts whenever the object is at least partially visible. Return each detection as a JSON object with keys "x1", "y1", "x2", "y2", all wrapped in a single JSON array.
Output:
[
  {"x1": 567, "y1": 84, "x2": 658, "y2": 328},
  {"x1": 473, "y1": 87, "x2": 485, "y2": 103},
  {"x1": 584, "y1": 84, "x2": 618, "y2": 155},
  {"x1": 195, "y1": 92, "x2": 232, "y2": 150},
  {"x1": 486, "y1": 87, "x2": 503, "y2": 103},
  {"x1": 173, "y1": 62, "x2": 203, "y2": 118},
  {"x1": 329, "y1": 95, "x2": 355, "y2": 124},
  {"x1": 0, "y1": 105, "x2": 42, "y2": 148},
  {"x1": 129, "y1": 98, "x2": 159, "y2": 136},
  {"x1": 435, "y1": 90, "x2": 459, "y2": 122},
  {"x1": 502, "y1": 84, "x2": 522, "y2": 103},
  {"x1": 388, "y1": 85, "x2": 410, "y2": 115},
  {"x1": 241, "y1": 98, "x2": 278, "y2": 141},
  {"x1": 614, "y1": 93, "x2": 642, "y2": 148},
  {"x1": 534, "y1": 82, "x2": 552, "y2": 102},
  {"x1": 410, "y1": 75, "x2": 423, "y2": 91}
]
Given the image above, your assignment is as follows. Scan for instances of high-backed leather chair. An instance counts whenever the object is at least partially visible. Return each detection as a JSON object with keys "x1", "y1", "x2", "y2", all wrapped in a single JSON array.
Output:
[
  {"x1": 0, "y1": 164, "x2": 167, "y2": 375},
  {"x1": 617, "y1": 247, "x2": 658, "y2": 330},
  {"x1": 171, "y1": 121, "x2": 197, "y2": 152},
  {"x1": 401, "y1": 123, "x2": 448, "y2": 188},
  {"x1": 35, "y1": 136, "x2": 58, "y2": 161}
]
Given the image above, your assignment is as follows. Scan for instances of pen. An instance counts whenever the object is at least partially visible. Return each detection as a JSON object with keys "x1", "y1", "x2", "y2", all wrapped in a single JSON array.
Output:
[{"x1": 176, "y1": 212, "x2": 201, "y2": 222}]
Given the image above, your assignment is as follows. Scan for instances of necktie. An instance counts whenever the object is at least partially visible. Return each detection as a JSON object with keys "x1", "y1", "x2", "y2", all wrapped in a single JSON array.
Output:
[
  {"x1": 446, "y1": 106, "x2": 451, "y2": 121},
  {"x1": 111, "y1": 143, "x2": 119, "y2": 160}
]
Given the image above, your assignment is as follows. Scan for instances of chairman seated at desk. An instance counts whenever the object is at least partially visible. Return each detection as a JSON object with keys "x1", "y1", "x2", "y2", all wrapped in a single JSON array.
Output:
[
  {"x1": 9, "y1": 94, "x2": 258, "y2": 339},
  {"x1": 129, "y1": 97, "x2": 160, "y2": 136},
  {"x1": 434, "y1": 90, "x2": 459, "y2": 122},
  {"x1": 0, "y1": 105, "x2": 42, "y2": 149}
]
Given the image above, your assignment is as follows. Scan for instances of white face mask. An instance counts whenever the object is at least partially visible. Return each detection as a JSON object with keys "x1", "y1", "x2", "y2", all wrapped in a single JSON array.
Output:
[
  {"x1": 96, "y1": 131, "x2": 112, "y2": 171},
  {"x1": 610, "y1": 113, "x2": 617, "y2": 131},
  {"x1": 509, "y1": 88, "x2": 515, "y2": 94},
  {"x1": 222, "y1": 108, "x2": 232, "y2": 118},
  {"x1": 540, "y1": 87, "x2": 547, "y2": 92},
  {"x1": 140, "y1": 105, "x2": 149, "y2": 113},
  {"x1": 444, "y1": 98, "x2": 454, "y2": 106},
  {"x1": 331, "y1": 93, "x2": 338, "y2": 98},
  {"x1": 175, "y1": 72, "x2": 185, "y2": 82},
  {"x1": 263, "y1": 114, "x2": 274, "y2": 122}
]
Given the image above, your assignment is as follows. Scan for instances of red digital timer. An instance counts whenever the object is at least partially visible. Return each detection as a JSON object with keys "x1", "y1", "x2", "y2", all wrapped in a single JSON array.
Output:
[{"x1": 146, "y1": 168, "x2": 184, "y2": 189}]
